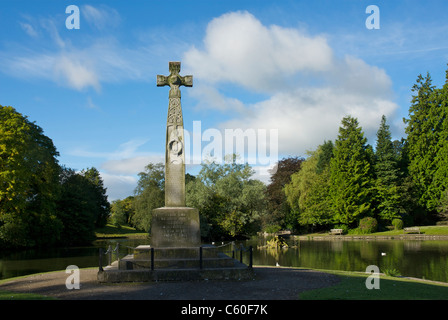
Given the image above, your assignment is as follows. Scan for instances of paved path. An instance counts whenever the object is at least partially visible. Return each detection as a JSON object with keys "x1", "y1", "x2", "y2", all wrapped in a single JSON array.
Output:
[{"x1": 0, "y1": 266, "x2": 340, "y2": 300}]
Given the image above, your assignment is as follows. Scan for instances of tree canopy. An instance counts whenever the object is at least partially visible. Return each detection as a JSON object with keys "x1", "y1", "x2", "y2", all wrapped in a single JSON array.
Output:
[{"x1": 0, "y1": 105, "x2": 110, "y2": 248}]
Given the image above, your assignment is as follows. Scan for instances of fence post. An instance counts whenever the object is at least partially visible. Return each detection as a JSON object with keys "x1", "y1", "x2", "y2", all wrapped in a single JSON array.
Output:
[
  {"x1": 99, "y1": 248, "x2": 104, "y2": 272},
  {"x1": 107, "y1": 245, "x2": 112, "y2": 265},
  {"x1": 199, "y1": 246, "x2": 203, "y2": 269},
  {"x1": 232, "y1": 241, "x2": 235, "y2": 259},
  {"x1": 240, "y1": 244, "x2": 243, "y2": 263},
  {"x1": 116, "y1": 243, "x2": 120, "y2": 262},
  {"x1": 151, "y1": 247, "x2": 154, "y2": 271},
  {"x1": 249, "y1": 246, "x2": 253, "y2": 268}
]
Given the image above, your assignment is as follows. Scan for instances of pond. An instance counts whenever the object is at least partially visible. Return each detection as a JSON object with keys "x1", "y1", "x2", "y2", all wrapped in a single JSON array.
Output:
[
  {"x1": 243, "y1": 238, "x2": 448, "y2": 283},
  {"x1": 1, "y1": 237, "x2": 447, "y2": 283}
]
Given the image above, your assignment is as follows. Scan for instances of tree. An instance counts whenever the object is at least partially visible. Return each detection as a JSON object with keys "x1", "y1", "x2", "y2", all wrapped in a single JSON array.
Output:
[
  {"x1": 285, "y1": 144, "x2": 333, "y2": 230},
  {"x1": 265, "y1": 157, "x2": 304, "y2": 231},
  {"x1": 57, "y1": 168, "x2": 95, "y2": 245},
  {"x1": 186, "y1": 155, "x2": 266, "y2": 239},
  {"x1": 433, "y1": 69, "x2": 448, "y2": 218},
  {"x1": 56, "y1": 167, "x2": 110, "y2": 245},
  {"x1": 81, "y1": 167, "x2": 110, "y2": 228},
  {"x1": 0, "y1": 106, "x2": 62, "y2": 247},
  {"x1": 132, "y1": 163, "x2": 164, "y2": 231},
  {"x1": 329, "y1": 116, "x2": 374, "y2": 227},
  {"x1": 110, "y1": 196, "x2": 135, "y2": 227},
  {"x1": 404, "y1": 72, "x2": 441, "y2": 214},
  {"x1": 373, "y1": 115, "x2": 403, "y2": 223}
]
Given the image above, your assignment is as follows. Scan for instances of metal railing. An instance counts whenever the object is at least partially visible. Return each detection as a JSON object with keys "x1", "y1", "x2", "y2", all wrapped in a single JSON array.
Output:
[{"x1": 98, "y1": 242, "x2": 253, "y2": 271}]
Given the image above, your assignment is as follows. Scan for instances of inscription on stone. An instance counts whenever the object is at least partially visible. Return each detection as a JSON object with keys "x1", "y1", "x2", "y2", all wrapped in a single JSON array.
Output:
[{"x1": 151, "y1": 207, "x2": 200, "y2": 247}]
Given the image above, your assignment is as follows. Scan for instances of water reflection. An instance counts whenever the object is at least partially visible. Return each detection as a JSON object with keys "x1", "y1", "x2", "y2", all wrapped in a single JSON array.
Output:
[{"x1": 241, "y1": 238, "x2": 448, "y2": 283}]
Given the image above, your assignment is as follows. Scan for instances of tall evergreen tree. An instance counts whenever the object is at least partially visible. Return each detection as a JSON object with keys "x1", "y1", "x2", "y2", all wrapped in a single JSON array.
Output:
[
  {"x1": 374, "y1": 115, "x2": 402, "y2": 223},
  {"x1": 433, "y1": 70, "x2": 448, "y2": 215},
  {"x1": 81, "y1": 167, "x2": 111, "y2": 228},
  {"x1": 404, "y1": 71, "x2": 447, "y2": 214},
  {"x1": 329, "y1": 116, "x2": 374, "y2": 227}
]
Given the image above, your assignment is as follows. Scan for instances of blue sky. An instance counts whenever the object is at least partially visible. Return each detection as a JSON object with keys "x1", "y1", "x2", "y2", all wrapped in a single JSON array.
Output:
[{"x1": 1, "y1": 0, "x2": 448, "y2": 200}]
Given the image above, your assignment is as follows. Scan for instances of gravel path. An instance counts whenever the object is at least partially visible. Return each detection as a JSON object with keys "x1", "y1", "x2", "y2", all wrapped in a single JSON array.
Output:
[{"x1": 0, "y1": 266, "x2": 340, "y2": 300}]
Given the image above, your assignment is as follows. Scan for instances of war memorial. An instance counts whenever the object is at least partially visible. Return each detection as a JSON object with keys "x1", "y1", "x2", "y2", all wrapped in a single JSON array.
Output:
[{"x1": 97, "y1": 62, "x2": 253, "y2": 282}]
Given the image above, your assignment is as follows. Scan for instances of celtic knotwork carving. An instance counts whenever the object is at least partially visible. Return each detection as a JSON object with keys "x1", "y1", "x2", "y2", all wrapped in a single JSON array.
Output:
[{"x1": 168, "y1": 98, "x2": 183, "y2": 125}]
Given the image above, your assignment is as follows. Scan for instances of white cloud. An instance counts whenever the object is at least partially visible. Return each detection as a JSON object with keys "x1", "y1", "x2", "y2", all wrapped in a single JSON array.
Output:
[
  {"x1": 54, "y1": 55, "x2": 100, "y2": 91},
  {"x1": 101, "y1": 155, "x2": 164, "y2": 175},
  {"x1": 100, "y1": 172, "x2": 137, "y2": 201},
  {"x1": 82, "y1": 4, "x2": 121, "y2": 31},
  {"x1": 184, "y1": 11, "x2": 333, "y2": 93},
  {"x1": 0, "y1": 5, "x2": 157, "y2": 91},
  {"x1": 68, "y1": 139, "x2": 164, "y2": 200},
  {"x1": 184, "y1": 11, "x2": 401, "y2": 157},
  {"x1": 20, "y1": 22, "x2": 38, "y2": 38}
]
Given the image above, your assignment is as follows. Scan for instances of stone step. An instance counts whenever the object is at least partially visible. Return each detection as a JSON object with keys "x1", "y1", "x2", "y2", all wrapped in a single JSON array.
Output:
[
  {"x1": 119, "y1": 254, "x2": 236, "y2": 270},
  {"x1": 98, "y1": 265, "x2": 255, "y2": 282}
]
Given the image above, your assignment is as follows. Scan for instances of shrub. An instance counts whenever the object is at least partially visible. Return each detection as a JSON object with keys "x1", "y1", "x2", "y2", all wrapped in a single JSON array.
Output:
[
  {"x1": 266, "y1": 236, "x2": 288, "y2": 249},
  {"x1": 392, "y1": 218, "x2": 404, "y2": 230},
  {"x1": 358, "y1": 217, "x2": 378, "y2": 234}
]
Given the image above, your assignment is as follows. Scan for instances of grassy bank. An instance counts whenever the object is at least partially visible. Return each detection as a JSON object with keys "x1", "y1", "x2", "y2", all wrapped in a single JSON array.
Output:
[
  {"x1": 299, "y1": 225, "x2": 448, "y2": 238},
  {"x1": 299, "y1": 269, "x2": 448, "y2": 300},
  {"x1": 95, "y1": 224, "x2": 148, "y2": 239}
]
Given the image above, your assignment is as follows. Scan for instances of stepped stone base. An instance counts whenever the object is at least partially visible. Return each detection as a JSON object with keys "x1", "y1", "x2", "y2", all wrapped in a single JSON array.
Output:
[
  {"x1": 98, "y1": 265, "x2": 254, "y2": 282},
  {"x1": 97, "y1": 244, "x2": 253, "y2": 283}
]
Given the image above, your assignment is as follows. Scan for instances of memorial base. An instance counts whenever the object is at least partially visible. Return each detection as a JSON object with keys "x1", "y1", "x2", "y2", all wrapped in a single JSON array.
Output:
[
  {"x1": 97, "y1": 245, "x2": 254, "y2": 282},
  {"x1": 151, "y1": 207, "x2": 200, "y2": 247}
]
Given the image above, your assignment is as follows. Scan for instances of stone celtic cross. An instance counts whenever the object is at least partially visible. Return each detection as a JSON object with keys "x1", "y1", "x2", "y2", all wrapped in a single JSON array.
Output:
[{"x1": 157, "y1": 62, "x2": 193, "y2": 207}]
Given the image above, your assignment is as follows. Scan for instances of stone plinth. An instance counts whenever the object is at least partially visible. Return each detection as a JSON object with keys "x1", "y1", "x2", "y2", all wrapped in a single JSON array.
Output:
[{"x1": 151, "y1": 207, "x2": 200, "y2": 247}]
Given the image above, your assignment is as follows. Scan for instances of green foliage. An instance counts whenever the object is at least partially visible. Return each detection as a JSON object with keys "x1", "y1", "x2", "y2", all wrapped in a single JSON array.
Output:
[
  {"x1": 404, "y1": 71, "x2": 448, "y2": 214},
  {"x1": 285, "y1": 147, "x2": 333, "y2": 228},
  {"x1": 186, "y1": 155, "x2": 266, "y2": 239},
  {"x1": 110, "y1": 196, "x2": 135, "y2": 227},
  {"x1": 0, "y1": 106, "x2": 113, "y2": 248},
  {"x1": 382, "y1": 267, "x2": 402, "y2": 277},
  {"x1": 132, "y1": 163, "x2": 164, "y2": 232},
  {"x1": 57, "y1": 167, "x2": 110, "y2": 246},
  {"x1": 358, "y1": 217, "x2": 378, "y2": 234},
  {"x1": 329, "y1": 116, "x2": 374, "y2": 227},
  {"x1": 392, "y1": 218, "x2": 404, "y2": 230},
  {"x1": 265, "y1": 157, "x2": 304, "y2": 231},
  {"x1": 266, "y1": 236, "x2": 288, "y2": 249},
  {"x1": 0, "y1": 106, "x2": 62, "y2": 247},
  {"x1": 81, "y1": 167, "x2": 110, "y2": 228}
]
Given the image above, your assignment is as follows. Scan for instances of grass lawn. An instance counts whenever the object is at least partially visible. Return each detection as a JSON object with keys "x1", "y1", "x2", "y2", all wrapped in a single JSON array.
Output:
[
  {"x1": 301, "y1": 225, "x2": 448, "y2": 237},
  {"x1": 372, "y1": 225, "x2": 448, "y2": 236},
  {"x1": 95, "y1": 223, "x2": 148, "y2": 239},
  {"x1": 300, "y1": 269, "x2": 448, "y2": 300},
  {"x1": 0, "y1": 291, "x2": 54, "y2": 300}
]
